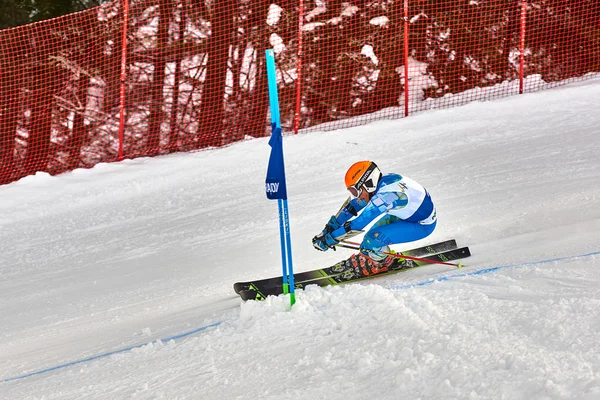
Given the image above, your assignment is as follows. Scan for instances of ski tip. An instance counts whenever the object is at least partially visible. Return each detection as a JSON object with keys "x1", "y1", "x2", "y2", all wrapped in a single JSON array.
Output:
[
  {"x1": 457, "y1": 246, "x2": 470, "y2": 257},
  {"x1": 457, "y1": 262, "x2": 464, "y2": 268}
]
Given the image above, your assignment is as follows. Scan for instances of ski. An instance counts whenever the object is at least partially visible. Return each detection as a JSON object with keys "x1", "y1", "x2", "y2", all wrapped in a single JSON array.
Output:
[
  {"x1": 238, "y1": 245, "x2": 470, "y2": 301},
  {"x1": 233, "y1": 239, "x2": 457, "y2": 295}
]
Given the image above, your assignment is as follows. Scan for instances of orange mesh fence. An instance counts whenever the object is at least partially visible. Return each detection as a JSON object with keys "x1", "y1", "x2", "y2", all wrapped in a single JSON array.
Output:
[{"x1": 1, "y1": 0, "x2": 599, "y2": 184}]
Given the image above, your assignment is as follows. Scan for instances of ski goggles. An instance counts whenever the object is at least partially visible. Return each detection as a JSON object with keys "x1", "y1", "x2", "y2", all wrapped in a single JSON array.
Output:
[
  {"x1": 347, "y1": 178, "x2": 377, "y2": 197},
  {"x1": 347, "y1": 164, "x2": 378, "y2": 198}
]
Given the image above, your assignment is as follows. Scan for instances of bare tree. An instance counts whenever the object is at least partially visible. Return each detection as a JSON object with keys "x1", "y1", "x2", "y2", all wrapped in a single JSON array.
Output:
[
  {"x1": 147, "y1": 0, "x2": 171, "y2": 155},
  {"x1": 197, "y1": 0, "x2": 235, "y2": 147}
]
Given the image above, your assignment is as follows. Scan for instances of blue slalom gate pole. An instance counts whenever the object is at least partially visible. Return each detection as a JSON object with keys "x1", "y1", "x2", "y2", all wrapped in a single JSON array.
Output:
[{"x1": 265, "y1": 49, "x2": 295, "y2": 306}]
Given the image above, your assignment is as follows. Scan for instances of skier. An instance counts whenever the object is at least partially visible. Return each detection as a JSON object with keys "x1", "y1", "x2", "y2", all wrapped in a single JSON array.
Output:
[{"x1": 312, "y1": 161, "x2": 437, "y2": 277}]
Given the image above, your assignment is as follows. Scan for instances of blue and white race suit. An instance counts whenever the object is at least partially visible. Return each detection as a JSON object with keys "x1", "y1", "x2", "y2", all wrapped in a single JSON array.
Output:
[{"x1": 330, "y1": 173, "x2": 437, "y2": 259}]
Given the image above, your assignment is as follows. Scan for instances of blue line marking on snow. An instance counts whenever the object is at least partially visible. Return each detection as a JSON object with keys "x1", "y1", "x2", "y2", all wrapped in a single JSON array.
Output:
[
  {"x1": 1, "y1": 321, "x2": 221, "y2": 383},
  {"x1": 3, "y1": 251, "x2": 599, "y2": 384},
  {"x1": 392, "y1": 250, "x2": 600, "y2": 290}
]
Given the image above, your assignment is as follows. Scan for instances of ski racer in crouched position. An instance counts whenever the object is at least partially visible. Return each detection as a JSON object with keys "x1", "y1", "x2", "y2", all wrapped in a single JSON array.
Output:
[{"x1": 312, "y1": 161, "x2": 437, "y2": 279}]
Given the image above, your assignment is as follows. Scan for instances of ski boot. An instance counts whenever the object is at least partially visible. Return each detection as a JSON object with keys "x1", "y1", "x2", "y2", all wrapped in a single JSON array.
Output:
[{"x1": 346, "y1": 253, "x2": 391, "y2": 277}]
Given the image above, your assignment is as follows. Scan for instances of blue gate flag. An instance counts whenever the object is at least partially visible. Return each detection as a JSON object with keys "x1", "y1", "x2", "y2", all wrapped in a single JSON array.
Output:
[
  {"x1": 266, "y1": 123, "x2": 288, "y2": 200},
  {"x1": 264, "y1": 49, "x2": 295, "y2": 306}
]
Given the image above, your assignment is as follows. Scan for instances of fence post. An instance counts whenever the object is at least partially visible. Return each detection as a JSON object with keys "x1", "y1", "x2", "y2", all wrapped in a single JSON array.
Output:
[
  {"x1": 293, "y1": 0, "x2": 305, "y2": 134},
  {"x1": 519, "y1": 1, "x2": 527, "y2": 94},
  {"x1": 118, "y1": 0, "x2": 129, "y2": 160},
  {"x1": 403, "y1": 0, "x2": 410, "y2": 117}
]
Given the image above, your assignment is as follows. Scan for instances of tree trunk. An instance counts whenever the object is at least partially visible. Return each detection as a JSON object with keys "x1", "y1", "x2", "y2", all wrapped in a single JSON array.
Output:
[
  {"x1": 244, "y1": 0, "x2": 271, "y2": 138},
  {"x1": 0, "y1": 31, "x2": 21, "y2": 183},
  {"x1": 147, "y1": 0, "x2": 170, "y2": 155},
  {"x1": 198, "y1": 0, "x2": 235, "y2": 147},
  {"x1": 24, "y1": 26, "x2": 58, "y2": 175},
  {"x1": 68, "y1": 74, "x2": 91, "y2": 169},
  {"x1": 168, "y1": 2, "x2": 185, "y2": 153}
]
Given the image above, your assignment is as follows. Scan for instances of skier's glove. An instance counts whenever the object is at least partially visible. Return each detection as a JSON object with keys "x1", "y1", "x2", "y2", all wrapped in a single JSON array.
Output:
[
  {"x1": 323, "y1": 215, "x2": 342, "y2": 234},
  {"x1": 312, "y1": 233, "x2": 338, "y2": 252}
]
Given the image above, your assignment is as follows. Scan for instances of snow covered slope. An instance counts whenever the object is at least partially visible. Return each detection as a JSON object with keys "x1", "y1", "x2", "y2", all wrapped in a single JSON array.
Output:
[{"x1": 1, "y1": 77, "x2": 599, "y2": 399}]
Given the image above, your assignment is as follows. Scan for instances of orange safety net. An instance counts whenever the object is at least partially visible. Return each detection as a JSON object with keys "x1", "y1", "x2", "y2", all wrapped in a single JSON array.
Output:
[{"x1": 1, "y1": 0, "x2": 599, "y2": 185}]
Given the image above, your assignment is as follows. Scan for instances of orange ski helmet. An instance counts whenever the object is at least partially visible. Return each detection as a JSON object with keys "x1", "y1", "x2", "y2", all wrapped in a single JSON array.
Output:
[{"x1": 345, "y1": 161, "x2": 382, "y2": 197}]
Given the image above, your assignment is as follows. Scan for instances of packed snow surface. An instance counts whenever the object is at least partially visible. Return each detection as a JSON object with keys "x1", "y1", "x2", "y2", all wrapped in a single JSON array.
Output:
[{"x1": 1, "y1": 78, "x2": 599, "y2": 399}]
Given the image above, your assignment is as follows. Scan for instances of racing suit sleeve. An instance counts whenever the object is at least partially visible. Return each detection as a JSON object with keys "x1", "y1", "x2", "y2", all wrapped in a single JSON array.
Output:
[
  {"x1": 335, "y1": 198, "x2": 363, "y2": 225},
  {"x1": 329, "y1": 194, "x2": 387, "y2": 239}
]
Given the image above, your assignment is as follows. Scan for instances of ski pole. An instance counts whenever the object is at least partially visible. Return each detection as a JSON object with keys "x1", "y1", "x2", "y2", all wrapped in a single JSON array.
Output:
[
  {"x1": 340, "y1": 239, "x2": 361, "y2": 247},
  {"x1": 336, "y1": 242, "x2": 463, "y2": 268}
]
